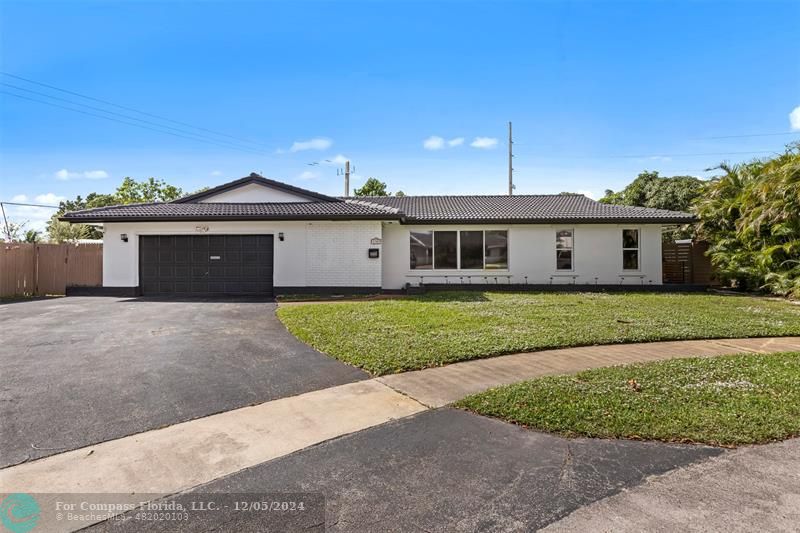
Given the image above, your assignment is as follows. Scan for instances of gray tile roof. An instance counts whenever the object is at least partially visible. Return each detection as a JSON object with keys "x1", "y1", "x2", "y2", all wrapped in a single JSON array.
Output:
[
  {"x1": 60, "y1": 175, "x2": 695, "y2": 224},
  {"x1": 357, "y1": 195, "x2": 696, "y2": 224},
  {"x1": 61, "y1": 200, "x2": 401, "y2": 222},
  {"x1": 172, "y1": 173, "x2": 338, "y2": 203}
]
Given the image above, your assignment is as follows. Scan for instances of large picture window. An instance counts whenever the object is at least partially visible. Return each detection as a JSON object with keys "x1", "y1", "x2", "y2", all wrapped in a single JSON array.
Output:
[
  {"x1": 434, "y1": 231, "x2": 458, "y2": 269},
  {"x1": 622, "y1": 229, "x2": 639, "y2": 270},
  {"x1": 459, "y1": 231, "x2": 484, "y2": 269},
  {"x1": 409, "y1": 230, "x2": 508, "y2": 270},
  {"x1": 409, "y1": 231, "x2": 433, "y2": 270},
  {"x1": 556, "y1": 229, "x2": 573, "y2": 270},
  {"x1": 484, "y1": 230, "x2": 508, "y2": 269}
]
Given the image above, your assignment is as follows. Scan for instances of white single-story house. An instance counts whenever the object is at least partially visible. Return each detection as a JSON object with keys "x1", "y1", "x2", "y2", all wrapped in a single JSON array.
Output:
[{"x1": 61, "y1": 173, "x2": 695, "y2": 296}]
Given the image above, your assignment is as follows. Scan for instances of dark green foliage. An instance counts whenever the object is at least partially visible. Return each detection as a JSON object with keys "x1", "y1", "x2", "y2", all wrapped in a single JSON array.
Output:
[
  {"x1": 354, "y1": 177, "x2": 389, "y2": 196},
  {"x1": 600, "y1": 171, "x2": 705, "y2": 240},
  {"x1": 695, "y1": 143, "x2": 800, "y2": 297},
  {"x1": 49, "y1": 177, "x2": 184, "y2": 241},
  {"x1": 23, "y1": 229, "x2": 41, "y2": 243},
  {"x1": 599, "y1": 171, "x2": 704, "y2": 211}
]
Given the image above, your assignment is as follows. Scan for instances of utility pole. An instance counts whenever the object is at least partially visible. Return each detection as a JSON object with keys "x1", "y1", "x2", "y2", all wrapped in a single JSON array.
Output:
[
  {"x1": 507, "y1": 121, "x2": 514, "y2": 195},
  {"x1": 344, "y1": 160, "x2": 351, "y2": 197},
  {"x1": 0, "y1": 202, "x2": 10, "y2": 241}
]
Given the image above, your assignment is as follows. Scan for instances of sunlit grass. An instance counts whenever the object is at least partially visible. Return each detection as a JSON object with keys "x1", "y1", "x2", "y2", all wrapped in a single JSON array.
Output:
[
  {"x1": 456, "y1": 351, "x2": 800, "y2": 446},
  {"x1": 277, "y1": 291, "x2": 800, "y2": 375}
]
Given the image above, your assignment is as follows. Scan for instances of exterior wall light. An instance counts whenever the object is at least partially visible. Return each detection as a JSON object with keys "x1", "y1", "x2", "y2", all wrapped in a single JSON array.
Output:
[
  {"x1": 120, "y1": 233, "x2": 128, "y2": 242},
  {"x1": 278, "y1": 232, "x2": 285, "y2": 241}
]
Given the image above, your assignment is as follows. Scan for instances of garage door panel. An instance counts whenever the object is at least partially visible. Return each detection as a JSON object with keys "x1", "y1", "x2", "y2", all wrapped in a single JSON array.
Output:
[
  {"x1": 140, "y1": 234, "x2": 273, "y2": 296},
  {"x1": 191, "y1": 251, "x2": 208, "y2": 263}
]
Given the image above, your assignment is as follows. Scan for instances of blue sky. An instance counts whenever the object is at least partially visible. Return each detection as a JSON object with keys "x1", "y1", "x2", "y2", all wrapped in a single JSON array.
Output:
[{"x1": 1, "y1": 0, "x2": 799, "y2": 230}]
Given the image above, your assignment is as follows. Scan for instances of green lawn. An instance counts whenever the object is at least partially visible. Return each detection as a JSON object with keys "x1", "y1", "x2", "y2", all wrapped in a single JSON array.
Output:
[
  {"x1": 456, "y1": 352, "x2": 800, "y2": 446},
  {"x1": 276, "y1": 291, "x2": 800, "y2": 375}
]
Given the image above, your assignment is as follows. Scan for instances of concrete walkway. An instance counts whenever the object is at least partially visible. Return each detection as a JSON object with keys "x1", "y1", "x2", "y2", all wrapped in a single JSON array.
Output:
[
  {"x1": 543, "y1": 437, "x2": 800, "y2": 532},
  {"x1": 0, "y1": 380, "x2": 425, "y2": 494},
  {"x1": 379, "y1": 336, "x2": 800, "y2": 407}
]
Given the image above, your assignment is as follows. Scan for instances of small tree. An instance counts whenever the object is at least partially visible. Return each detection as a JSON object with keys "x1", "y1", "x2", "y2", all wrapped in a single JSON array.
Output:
[
  {"x1": 51, "y1": 176, "x2": 185, "y2": 241},
  {"x1": 1, "y1": 221, "x2": 25, "y2": 242},
  {"x1": 354, "y1": 178, "x2": 389, "y2": 196},
  {"x1": 115, "y1": 177, "x2": 183, "y2": 203},
  {"x1": 48, "y1": 220, "x2": 90, "y2": 243},
  {"x1": 24, "y1": 229, "x2": 41, "y2": 243}
]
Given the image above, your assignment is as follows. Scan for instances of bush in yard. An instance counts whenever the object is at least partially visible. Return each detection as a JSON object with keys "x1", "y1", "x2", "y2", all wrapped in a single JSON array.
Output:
[{"x1": 695, "y1": 142, "x2": 800, "y2": 297}]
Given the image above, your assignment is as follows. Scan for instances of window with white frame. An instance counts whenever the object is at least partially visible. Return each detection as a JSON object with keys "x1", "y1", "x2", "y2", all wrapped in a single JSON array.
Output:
[
  {"x1": 409, "y1": 231, "x2": 433, "y2": 269},
  {"x1": 622, "y1": 229, "x2": 639, "y2": 270},
  {"x1": 556, "y1": 229, "x2": 573, "y2": 270},
  {"x1": 409, "y1": 230, "x2": 508, "y2": 270},
  {"x1": 484, "y1": 230, "x2": 508, "y2": 269}
]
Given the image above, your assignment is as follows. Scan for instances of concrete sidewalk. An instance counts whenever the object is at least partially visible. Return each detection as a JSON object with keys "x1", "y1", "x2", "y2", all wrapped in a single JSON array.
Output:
[
  {"x1": 543, "y1": 437, "x2": 800, "y2": 532},
  {"x1": 379, "y1": 336, "x2": 800, "y2": 407},
  {"x1": 0, "y1": 380, "x2": 425, "y2": 495}
]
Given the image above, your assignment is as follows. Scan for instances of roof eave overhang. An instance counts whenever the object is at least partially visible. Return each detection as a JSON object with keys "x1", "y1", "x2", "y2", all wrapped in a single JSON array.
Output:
[
  {"x1": 60, "y1": 214, "x2": 403, "y2": 223},
  {"x1": 400, "y1": 217, "x2": 697, "y2": 225}
]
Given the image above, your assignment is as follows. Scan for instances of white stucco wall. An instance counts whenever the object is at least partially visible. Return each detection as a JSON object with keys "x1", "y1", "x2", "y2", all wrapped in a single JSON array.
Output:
[
  {"x1": 197, "y1": 183, "x2": 314, "y2": 203},
  {"x1": 381, "y1": 223, "x2": 664, "y2": 290},
  {"x1": 102, "y1": 220, "x2": 663, "y2": 291},
  {"x1": 102, "y1": 220, "x2": 383, "y2": 289}
]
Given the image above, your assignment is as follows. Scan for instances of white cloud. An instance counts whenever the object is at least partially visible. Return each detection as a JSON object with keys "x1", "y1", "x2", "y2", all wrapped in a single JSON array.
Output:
[
  {"x1": 35, "y1": 193, "x2": 66, "y2": 205},
  {"x1": 576, "y1": 189, "x2": 597, "y2": 200},
  {"x1": 448, "y1": 137, "x2": 465, "y2": 147},
  {"x1": 297, "y1": 170, "x2": 318, "y2": 180},
  {"x1": 423, "y1": 136, "x2": 446, "y2": 150},
  {"x1": 210, "y1": 170, "x2": 223, "y2": 177},
  {"x1": 54, "y1": 169, "x2": 109, "y2": 181},
  {"x1": 290, "y1": 138, "x2": 333, "y2": 152},
  {"x1": 470, "y1": 137, "x2": 498, "y2": 149},
  {"x1": 648, "y1": 156, "x2": 672, "y2": 162},
  {"x1": 790, "y1": 106, "x2": 800, "y2": 131},
  {"x1": 5, "y1": 192, "x2": 66, "y2": 233}
]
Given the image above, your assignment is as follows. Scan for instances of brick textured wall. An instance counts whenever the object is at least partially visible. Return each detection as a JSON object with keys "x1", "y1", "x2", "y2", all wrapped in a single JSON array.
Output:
[{"x1": 305, "y1": 221, "x2": 383, "y2": 286}]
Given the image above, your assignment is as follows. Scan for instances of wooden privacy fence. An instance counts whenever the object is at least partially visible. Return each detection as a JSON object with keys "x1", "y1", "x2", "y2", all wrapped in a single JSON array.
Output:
[
  {"x1": 0, "y1": 243, "x2": 102, "y2": 297},
  {"x1": 662, "y1": 240, "x2": 716, "y2": 285}
]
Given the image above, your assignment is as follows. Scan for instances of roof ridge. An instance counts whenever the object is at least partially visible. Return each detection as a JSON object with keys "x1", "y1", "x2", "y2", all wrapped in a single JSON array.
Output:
[
  {"x1": 348, "y1": 193, "x2": 585, "y2": 199},
  {"x1": 344, "y1": 198, "x2": 402, "y2": 214},
  {"x1": 63, "y1": 201, "x2": 166, "y2": 216},
  {"x1": 172, "y1": 173, "x2": 340, "y2": 203}
]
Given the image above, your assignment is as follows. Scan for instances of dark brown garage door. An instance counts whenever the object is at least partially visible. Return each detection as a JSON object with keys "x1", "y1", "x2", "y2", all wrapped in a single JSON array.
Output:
[{"x1": 139, "y1": 235, "x2": 274, "y2": 296}]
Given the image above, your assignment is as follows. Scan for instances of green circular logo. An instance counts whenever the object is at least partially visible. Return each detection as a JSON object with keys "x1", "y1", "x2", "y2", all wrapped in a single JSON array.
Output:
[{"x1": 0, "y1": 493, "x2": 40, "y2": 533}]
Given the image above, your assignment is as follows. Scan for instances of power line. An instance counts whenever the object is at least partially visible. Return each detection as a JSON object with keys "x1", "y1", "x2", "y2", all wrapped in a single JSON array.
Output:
[
  {"x1": 1, "y1": 91, "x2": 268, "y2": 156},
  {"x1": 1, "y1": 82, "x2": 269, "y2": 155},
  {"x1": 1, "y1": 72, "x2": 268, "y2": 148},
  {"x1": 516, "y1": 149, "x2": 778, "y2": 160},
  {"x1": 693, "y1": 131, "x2": 800, "y2": 140},
  {"x1": 0, "y1": 201, "x2": 60, "y2": 209}
]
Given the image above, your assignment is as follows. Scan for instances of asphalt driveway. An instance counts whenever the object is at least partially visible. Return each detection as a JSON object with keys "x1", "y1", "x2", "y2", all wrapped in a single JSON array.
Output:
[
  {"x1": 89, "y1": 408, "x2": 723, "y2": 532},
  {"x1": 0, "y1": 297, "x2": 366, "y2": 467}
]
